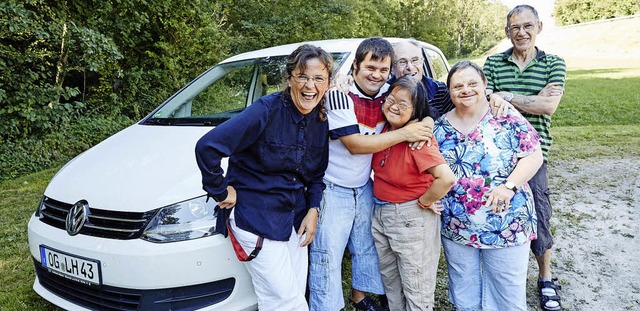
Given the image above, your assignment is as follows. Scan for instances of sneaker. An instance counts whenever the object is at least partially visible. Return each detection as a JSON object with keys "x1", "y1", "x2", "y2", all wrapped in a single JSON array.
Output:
[
  {"x1": 350, "y1": 296, "x2": 386, "y2": 311},
  {"x1": 377, "y1": 294, "x2": 390, "y2": 311}
]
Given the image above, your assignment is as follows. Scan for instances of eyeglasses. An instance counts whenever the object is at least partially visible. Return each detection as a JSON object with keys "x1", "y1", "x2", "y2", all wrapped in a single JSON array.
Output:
[
  {"x1": 292, "y1": 74, "x2": 328, "y2": 85},
  {"x1": 395, "y1": 57, "x2": 422, "y2": 69},
  {"x1": 384, "y1": 98, "x2": 410, "y2": 111},
  {"x1": 508, "y1": 23, "x2": 535, "y2": 34}
]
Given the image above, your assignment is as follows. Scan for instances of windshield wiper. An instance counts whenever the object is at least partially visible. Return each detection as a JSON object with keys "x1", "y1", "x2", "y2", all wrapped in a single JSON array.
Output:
[
  {"x1": 144, "y1": 118, "x2": 175, "y2": 126},
  {"x1": 144, "y1": 117, "x2": 219, "y2": 126}
]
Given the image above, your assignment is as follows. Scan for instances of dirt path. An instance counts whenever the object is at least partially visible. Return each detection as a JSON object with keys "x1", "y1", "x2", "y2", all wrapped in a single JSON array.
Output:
[{"x1": 526, "y1": 157, "x2": 640, "y2": 311}]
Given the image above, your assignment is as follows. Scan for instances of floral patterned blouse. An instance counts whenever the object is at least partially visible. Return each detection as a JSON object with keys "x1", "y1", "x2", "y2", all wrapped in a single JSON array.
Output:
[{"x1": 434, "y1": 108, "x2": 541, "y2": 249}]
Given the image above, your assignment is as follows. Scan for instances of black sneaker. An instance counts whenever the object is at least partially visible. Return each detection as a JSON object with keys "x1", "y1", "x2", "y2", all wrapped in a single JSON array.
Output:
[
  {"x1": 377, "y1": 294, "x2": 390, "y2": 311},
  {"x1": 350, "y1": 296, "x2": 386, "y2": 311}
]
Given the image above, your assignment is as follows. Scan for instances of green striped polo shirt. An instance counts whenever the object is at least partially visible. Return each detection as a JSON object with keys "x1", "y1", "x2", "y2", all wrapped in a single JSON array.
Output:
[{"x1": 483, "y1": 47, "x2": 566, "y2": 162}]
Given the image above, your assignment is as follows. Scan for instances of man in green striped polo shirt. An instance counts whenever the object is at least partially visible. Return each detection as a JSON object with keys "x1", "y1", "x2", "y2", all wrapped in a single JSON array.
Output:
[{"x1": 483, "y1": 4, "x2": 566, "y2": 311}]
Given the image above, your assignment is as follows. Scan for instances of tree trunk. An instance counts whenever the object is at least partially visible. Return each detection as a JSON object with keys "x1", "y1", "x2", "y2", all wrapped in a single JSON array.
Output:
[{"x1": 50, "y1": 22, "x2": 69, "y2": 108}]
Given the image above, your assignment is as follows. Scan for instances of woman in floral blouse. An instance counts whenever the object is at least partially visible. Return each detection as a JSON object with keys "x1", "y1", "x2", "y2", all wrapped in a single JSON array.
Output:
[{"x1": 434, "y1": 60, "x2": 543, "y2": 311}]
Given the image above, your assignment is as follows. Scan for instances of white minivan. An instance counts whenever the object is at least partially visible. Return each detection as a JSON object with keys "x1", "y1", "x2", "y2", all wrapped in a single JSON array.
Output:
[{"x1": 27, "y1": 38, "x2": 450, "y2": 310}]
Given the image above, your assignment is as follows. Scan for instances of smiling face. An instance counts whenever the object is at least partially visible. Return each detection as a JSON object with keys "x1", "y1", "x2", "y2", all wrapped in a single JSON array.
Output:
[
  {"x1": 448, "y1": 67, "x2": 488, "y2": 109},
  {"x1": 392, "y1": 41, "x2": 424, "y2": 81},
  {"x1": 506, "y1": 9, "x2": 543, "y2": 54},
  {"x1": 383, "y1": 87, "x2": 414, "y2": 130},
  {"x1": 287, "y1": 58, "x2": 330, "y2": 114},
  {"x1": 352, "y1": 52, "x2": 391, "y2": 97}
]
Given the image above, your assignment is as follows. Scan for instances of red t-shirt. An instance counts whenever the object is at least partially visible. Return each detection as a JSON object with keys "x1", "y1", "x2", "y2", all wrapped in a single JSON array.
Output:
[{"x1": 372, "y1": 138, "x2": 447, "y2": 203}]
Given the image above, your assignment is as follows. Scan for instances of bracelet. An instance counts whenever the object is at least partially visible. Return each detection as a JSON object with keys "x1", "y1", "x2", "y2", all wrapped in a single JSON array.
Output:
[{"x1": 417, "y1": 200, "x2": 429, "y2": 209}]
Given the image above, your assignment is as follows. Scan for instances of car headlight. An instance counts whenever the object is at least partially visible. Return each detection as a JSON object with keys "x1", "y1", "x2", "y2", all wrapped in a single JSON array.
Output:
[{"x1": 141, "y1": 195, "x2": 218, "y2": 243}]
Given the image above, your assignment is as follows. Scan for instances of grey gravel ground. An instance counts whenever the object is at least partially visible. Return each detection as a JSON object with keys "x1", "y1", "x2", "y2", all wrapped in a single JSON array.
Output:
[{"x1": 526, "y1": 158, "x2": 640, "y2": 311}]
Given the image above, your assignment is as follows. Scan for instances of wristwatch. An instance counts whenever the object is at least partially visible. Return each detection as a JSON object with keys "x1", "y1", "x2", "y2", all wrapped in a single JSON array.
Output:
[
  {"x1": 504, "y1": 180, "x2": 517, "y2": 192},
  {"x1": 503, "y1": 92, "x2": 514, "y2": 103}
]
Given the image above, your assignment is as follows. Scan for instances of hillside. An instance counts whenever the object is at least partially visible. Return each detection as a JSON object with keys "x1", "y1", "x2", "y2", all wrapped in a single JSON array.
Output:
[{"x1": 481, "y1": 15, "x2": 640, "y2": 70}]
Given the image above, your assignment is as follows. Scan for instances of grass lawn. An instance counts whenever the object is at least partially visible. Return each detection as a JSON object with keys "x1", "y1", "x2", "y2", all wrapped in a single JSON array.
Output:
[
  {"x1": 1, "y1": 67, "x2": 638, "y2": 310},
  {"x1": 0, "y1": 168, "x2": 59, "y2": 310},
  {"x1": 553, "y1": 67, "x2": 640, "y2": 127}
]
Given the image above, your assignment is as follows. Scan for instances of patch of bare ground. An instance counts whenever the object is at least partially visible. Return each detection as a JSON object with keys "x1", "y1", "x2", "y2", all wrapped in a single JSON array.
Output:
[{"x1": 526, "y1": 157, "x2": 640, "y2": 311}]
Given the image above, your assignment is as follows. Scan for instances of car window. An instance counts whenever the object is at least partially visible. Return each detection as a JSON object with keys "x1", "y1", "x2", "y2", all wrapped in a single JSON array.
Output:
[
  {"x1": 145, "y1": 53, "x2": 348, "y2": 126},
  {"x1": 190, "y1": 63, "x2": 255, "y2": 118},
  {"x1": 424, "y1": 48, "x2": 449, "y2": 83}
]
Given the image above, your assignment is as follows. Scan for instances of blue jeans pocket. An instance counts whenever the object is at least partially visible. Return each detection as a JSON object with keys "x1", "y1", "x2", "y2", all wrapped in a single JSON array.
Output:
[{"x1": 308, "y1": 248, "x2": 330, "y2": 295}]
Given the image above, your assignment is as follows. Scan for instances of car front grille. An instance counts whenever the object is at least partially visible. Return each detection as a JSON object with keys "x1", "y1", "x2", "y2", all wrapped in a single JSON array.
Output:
[
  {"x1": 34, "y1": 258, "x2": 236, "y2": 311},
  {"x1": 39, "y1": 197, "x2": 157, "y2": 239}
]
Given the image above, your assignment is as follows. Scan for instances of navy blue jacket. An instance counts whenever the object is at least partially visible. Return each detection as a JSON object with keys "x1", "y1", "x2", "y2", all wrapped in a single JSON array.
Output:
[
  {"x1": 195, "y1": 92, "x2": 329, "y2": 241},
  {"x1": 388, "y1": 75, "x2": 454, "y2": 119}
]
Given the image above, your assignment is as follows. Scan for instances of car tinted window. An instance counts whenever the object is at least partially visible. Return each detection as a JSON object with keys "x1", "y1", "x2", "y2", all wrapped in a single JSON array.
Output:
[
  {"x1": 190, "y1": 63, "x2": 254, "y2": 117},
  {"x1": 146, "y1": 59, "x2": 261, "y2": 126},
  {"x1": 145, "y1": 53, "x2": 348, "y2": 126},
  {"x1": 424, "y1": 48, "x2": 449, "y2": 83}
]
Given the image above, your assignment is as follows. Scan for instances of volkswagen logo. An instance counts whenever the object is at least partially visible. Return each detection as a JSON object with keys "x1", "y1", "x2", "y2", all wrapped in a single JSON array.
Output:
[{"x1": 66, "y1": 201, "x2": 89, "y2": 236}]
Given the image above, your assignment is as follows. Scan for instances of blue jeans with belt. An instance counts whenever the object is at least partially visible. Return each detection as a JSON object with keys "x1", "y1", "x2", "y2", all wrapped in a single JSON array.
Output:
[{"x1": 308, "y1": 179, "x2": 384, "y2": 311}]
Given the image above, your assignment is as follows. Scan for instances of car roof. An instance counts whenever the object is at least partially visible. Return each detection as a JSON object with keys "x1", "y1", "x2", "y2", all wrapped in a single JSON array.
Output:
[{"x1": 220, "y1": 38, "x2": 444, "y2": 64}]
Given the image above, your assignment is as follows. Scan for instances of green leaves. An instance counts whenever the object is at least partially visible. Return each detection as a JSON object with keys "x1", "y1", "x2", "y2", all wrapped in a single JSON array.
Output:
[{"x1": 554, "y1": 0, "x2": 640, "y2": 26}]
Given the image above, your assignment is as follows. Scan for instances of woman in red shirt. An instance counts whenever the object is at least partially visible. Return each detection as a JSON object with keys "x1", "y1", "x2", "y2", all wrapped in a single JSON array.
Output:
[{"x1": 371, "y1": 75, "x2": 455, "y2": 311}]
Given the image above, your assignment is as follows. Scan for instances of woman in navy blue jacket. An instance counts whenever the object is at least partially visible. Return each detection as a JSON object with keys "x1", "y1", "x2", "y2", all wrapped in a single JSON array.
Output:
[{"x1": 195, "y1": 44, "x2": 332, "y2": 310}]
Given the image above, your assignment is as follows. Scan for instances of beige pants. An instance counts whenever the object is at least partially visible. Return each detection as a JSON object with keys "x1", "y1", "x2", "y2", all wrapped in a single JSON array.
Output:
[{"x1": 372, "y1": 200, "x2": 441, "y2": 311}]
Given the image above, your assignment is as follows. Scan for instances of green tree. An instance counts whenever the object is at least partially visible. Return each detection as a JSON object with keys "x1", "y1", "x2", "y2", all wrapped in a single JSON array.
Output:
[
  {"x1": 554, "y1": 0, "x2": 640, "y2": 25},
  {"x1": 62, "y1": 0, "x2": 230, "y2": 118},
  {"x1": 0, "y1": 0, "x2": 230, "y2": 141},
  {"x1": 0, "y1": 0, "x2": 231, "y2": 179},
  {"x1": 439, "y1": 0, "x2": 508, "y2": 58},
  {"x1": 0, "y1": 1, "x2": 84, "y2": 139},
  {"x1": 376, "y1": 0, "x2": 507, "y2": 58},
  {"x1": 221, "y1": 0, "x2": 364, "y2": 54}
]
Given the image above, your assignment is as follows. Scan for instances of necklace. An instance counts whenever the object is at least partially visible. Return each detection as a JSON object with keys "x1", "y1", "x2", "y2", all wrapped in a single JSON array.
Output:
[{"x1": 380, "y1": 147, "x2": 391, "y2": 167}]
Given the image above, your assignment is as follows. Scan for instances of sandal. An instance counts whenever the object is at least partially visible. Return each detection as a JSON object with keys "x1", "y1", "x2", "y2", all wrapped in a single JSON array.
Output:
[{"x1": 538, "y1": 278, "x2": 562, "y2": 311}]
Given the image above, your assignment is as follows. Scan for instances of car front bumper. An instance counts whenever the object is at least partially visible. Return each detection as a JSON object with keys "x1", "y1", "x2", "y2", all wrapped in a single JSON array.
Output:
[{"x1": 28, "y1": 214, "x2": 257, "y2": 310}]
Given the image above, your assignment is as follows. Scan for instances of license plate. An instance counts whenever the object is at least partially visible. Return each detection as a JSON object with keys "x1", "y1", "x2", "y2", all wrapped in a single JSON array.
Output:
[{"x1": 40, "y1": 245, "x2": 101, "y2": 286}]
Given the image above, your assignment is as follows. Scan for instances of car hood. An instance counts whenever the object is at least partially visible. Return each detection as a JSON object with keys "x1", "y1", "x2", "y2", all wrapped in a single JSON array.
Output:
[{"x1": 45, "y1": 124, "x2": 218, "y2": 212}]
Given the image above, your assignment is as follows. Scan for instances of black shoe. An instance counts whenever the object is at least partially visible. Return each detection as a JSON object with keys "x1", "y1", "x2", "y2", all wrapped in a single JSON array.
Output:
[
  {"x1": 350, "y1": 296, "x2": 386, "y2": 311},
  {"x1": 377, "y1": 294, "x2": 390, "y2": 311}
]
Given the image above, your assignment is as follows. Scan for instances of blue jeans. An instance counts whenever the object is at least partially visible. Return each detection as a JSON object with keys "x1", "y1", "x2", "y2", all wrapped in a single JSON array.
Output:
[
  {"x1": 442, "y1": 238, "x2": 530, "y2": 311},
  {"x1": 308, "y1": 179, "x2": 384, "y2": 311}
]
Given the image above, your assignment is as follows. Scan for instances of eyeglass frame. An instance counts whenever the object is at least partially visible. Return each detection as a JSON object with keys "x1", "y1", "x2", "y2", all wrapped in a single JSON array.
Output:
[
  {"x1": 394, "y1": 57, "x2": 423, "y2": 69},
  {"x1": 292, "y1": 74, "x2": 328, "y2": 85},
  {"x1": 383, "y1": 97, "x2": 411, "y2": 111},
  {"x1": 507, "y1": 23, "x2": 536, "y2": 34}
]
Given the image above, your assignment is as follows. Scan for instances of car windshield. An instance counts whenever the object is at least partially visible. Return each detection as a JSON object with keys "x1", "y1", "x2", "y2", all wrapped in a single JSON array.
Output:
[{"x1": 143, "y1": 52, "x2": 349, "y2": 126}]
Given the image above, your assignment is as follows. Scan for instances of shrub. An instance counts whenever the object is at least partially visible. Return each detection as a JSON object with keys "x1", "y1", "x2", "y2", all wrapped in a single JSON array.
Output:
[{"x1": 0, "y1": 115, "x2": 133, "y2": 181}]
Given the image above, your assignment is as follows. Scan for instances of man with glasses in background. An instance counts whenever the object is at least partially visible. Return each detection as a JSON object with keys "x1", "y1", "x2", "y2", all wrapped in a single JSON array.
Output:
[
  {"x1": 483, "y1": 5, "x2": 566, "y2": 311},
  {"x1": 388, "y1": 39, "x2": 455, "y2": 119}
]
